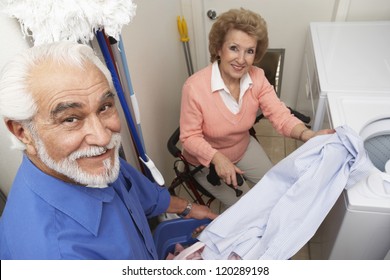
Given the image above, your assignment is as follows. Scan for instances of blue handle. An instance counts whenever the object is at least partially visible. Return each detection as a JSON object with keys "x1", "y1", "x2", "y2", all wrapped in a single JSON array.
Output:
[{"x1": 95, "y1": 31, "x2": 148, "y2": 163}]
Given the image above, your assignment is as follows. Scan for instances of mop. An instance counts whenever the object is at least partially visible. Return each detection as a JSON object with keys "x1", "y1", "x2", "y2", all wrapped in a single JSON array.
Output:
[
  {"x1": 1, "y1": 0, "x2": 164, "y2": 185},
  {"x1": 177, "y1": 16, "x2": 194, "y2": 76}
]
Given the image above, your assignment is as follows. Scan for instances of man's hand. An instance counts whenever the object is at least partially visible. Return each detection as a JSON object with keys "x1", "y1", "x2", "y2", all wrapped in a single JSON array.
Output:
[
  {"x1": 186, "y1": 202, "x2": 218, "y2": 220},
  {"x1": 167, "y1": 196, "x2": 218, "y2": 220}
]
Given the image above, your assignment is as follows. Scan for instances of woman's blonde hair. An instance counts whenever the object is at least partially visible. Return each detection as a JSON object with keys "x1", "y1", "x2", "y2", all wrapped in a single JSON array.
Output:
[{"x1": 208, "y1": 8, "x2": 269, "y2": 64}]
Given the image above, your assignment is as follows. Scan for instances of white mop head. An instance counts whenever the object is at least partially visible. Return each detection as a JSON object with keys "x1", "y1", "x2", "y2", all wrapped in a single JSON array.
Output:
[{"x1": 1, "y1": 0, "x2": 137, "y2": 45}]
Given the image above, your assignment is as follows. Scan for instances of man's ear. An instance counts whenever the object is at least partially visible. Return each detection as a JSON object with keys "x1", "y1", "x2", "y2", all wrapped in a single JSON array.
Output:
[{"x1": 5, "y1": 119, "x2": 37, "y2": 155}]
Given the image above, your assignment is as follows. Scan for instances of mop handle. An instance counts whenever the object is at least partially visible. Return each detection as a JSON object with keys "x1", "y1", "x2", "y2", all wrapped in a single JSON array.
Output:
[
  {"x1": 177, "y1": 16, "x2": 194, "y2": 76},
  {"x1": 96, "y1": 31, "x2": 145, "y2": 158},
  {"x1": 113, "y1": 36, "x2": 146, "y2": 149},
  {"x1": 96, "y1": 31, "x2": 164, "y2": 186},
  {"x1": 118, "y1": 38, "x2": 145, "y2": 148}
]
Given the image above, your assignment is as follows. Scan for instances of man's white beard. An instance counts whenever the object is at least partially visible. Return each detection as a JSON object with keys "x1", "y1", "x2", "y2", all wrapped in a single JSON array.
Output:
[{"x1": 31, "y1": 130, "x2": 122, "y2": 188}]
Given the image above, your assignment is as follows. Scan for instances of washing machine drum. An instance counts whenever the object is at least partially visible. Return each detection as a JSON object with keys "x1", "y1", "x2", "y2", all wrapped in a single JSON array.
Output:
[{"x1": 360, "y1": 118, "x2": 390, "y2": 172}]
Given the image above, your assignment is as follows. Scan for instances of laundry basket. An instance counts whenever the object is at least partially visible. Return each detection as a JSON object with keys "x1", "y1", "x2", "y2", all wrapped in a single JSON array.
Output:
[{"x1": 153, "y1": 218, "x2": 211, "y2": 259}]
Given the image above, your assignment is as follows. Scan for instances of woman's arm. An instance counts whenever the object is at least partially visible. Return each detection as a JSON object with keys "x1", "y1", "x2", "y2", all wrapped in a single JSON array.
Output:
[
  {"x1": 179, "y1": 80, "x2": 218, "y2": 166},
  {"x1": 290, "y1": 123, "x2": 335, "y2": 142}
]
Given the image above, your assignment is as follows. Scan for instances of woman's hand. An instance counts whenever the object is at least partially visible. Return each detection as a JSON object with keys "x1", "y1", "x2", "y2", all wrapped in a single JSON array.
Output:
[
  {"x1": 301, "y1": 128, "x2": 335, "y2": 142},
  {"x1": 211, "y1": 152, "x2": 244, "y2": 187},
  {"x1": 292, "y1": 124, "x2": 335, "y2": 142}
]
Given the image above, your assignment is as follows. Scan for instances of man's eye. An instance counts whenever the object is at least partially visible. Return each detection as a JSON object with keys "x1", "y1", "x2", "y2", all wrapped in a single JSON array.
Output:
[
  {"x1": 63, "y1": 117, "x2": 78, "y2": 123},
  {"x1": 100, "y1": 104, "x2": 112, "y2": 112}
]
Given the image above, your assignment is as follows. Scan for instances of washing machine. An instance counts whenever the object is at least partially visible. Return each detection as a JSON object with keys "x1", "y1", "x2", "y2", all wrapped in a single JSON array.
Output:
[{"x1": 309, "y1": 92, "x2": 390, "y2": 260}]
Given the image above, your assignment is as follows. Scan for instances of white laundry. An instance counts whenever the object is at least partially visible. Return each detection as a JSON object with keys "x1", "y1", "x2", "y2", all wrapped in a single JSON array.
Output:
[{"x1": 195, "y1": 125, "x2": 376, "y2": 260}]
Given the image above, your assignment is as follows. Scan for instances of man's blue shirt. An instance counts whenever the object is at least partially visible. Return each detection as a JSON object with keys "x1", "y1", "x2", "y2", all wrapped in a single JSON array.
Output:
[{"x1": 0, "y1": 155, "x2": 170, "y2": 259}]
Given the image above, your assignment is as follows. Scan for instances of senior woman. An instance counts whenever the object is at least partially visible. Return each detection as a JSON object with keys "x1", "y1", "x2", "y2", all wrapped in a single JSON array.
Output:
[{"x1": 179, "y1": 8, "x2": 334, "y2": 210}]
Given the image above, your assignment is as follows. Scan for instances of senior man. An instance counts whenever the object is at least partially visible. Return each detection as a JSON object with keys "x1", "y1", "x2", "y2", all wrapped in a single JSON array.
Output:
[{"x1": 0, "y1": 42, "x2": 216, "y2": 259}]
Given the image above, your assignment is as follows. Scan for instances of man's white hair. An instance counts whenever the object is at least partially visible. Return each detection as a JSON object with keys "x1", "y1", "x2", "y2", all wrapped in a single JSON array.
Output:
[{"x1": 0, "y1": 41, "x2": 113, "y2": 150}]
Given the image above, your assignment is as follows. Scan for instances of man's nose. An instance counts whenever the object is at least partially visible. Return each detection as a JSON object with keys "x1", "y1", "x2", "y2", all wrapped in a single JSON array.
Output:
[{"x1": 84, "y1": 116, "x2": 111, "y2": 147}]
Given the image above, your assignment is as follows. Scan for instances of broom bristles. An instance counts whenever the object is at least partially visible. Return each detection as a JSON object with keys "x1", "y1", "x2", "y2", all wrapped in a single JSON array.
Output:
[{"x1": 1, "y1": 0, "x2": 137, "y2": 45}]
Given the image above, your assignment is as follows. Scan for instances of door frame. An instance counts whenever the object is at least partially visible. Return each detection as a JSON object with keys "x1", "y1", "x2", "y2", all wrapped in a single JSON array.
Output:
[{"x1": 181, "y1": 0, "x2": 209, "y2": 71}]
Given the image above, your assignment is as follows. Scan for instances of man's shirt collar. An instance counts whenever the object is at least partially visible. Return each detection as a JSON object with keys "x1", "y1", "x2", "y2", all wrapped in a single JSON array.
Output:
[{"x1": 20, "y1": 155, "x2": 115, "y2": 236}]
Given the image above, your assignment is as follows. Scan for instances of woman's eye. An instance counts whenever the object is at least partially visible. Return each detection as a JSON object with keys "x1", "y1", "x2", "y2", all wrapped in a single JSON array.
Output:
[
  {"x1": 247, "y1": 49, "x2": 255, "y2": 54},
  {"x1": 229, "y1": 46, "x2": 238, "y2": 51}
]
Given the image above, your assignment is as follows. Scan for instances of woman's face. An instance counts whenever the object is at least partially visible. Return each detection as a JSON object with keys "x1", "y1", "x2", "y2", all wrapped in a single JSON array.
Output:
[{"x1": 217, "y1": 29, "x2": 257, "y2": 84}]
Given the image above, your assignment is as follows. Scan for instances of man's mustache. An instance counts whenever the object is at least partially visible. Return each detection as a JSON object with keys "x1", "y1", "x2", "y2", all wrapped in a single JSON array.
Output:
[{"x1": 68, "y1": 133, "x2": 121, "y2": 161}]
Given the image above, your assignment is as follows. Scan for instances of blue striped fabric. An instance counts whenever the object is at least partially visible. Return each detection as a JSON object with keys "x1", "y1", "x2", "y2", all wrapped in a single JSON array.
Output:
[{"x1": 199, "y1": 125, "x2": 376, "y2": 260}]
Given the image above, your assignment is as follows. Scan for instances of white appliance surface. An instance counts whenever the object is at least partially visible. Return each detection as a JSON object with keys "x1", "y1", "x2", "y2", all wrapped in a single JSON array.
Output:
[
  {"x1": 347, "y1": 172, "x2": 390, "y2": 213},
  {"x1": 327, "y1": 92, "x2": 390, "y2": 133},
  {"x1": 311, "y1": 21, "x2": 390, "y2": 94},
  {"x1": 327, "y1": 91, "x2": 390, "y2": 212}
]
